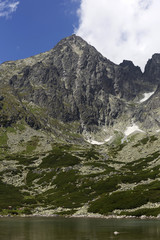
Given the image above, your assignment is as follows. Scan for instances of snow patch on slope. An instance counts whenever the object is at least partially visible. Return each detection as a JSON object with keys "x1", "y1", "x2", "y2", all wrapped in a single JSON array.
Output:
[
  {"x1": 139, "y1": 92, "x2": 154, "y2": 103},
  {"x1": 86, "y1": 136, "x2": 113, "y2": 145},
  {"x1": 124, "y1": 123, "x2": 144, "y2": 136},
  {"x1": 121, "y1": 123, "x2": 144, "y2": 144},
  {"x1": 86, "y1": 122, "x2": 145, "y2": 145},
  {"x1": 87, "y1": 139, "x2": 105, "y2": 145},
  {"x1": 105, "y1": 136, "x2": 113, "y2": 142}
]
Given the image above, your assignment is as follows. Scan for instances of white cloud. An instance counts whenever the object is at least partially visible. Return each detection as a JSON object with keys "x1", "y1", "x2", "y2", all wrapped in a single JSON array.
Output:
[
  {"x1": 75, "y1": 0, "x2": 160, "y2": 70},
  {"x1": 0, "y1": 0, "x2": 19, "y2": 18}
]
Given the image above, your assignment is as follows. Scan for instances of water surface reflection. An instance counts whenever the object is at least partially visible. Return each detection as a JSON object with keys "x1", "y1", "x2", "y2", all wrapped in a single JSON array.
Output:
[{"x1": 0, "y1": 217, "x2": 160, "y2": 240}]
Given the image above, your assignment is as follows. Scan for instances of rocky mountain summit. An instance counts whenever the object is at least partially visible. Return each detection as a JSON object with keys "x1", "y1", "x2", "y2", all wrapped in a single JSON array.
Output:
[
  {"x1": 0, "y1": 34, "x2": 160, "y2": 132},
  {"x1": 1, "y1": 35, "x2": 160, "y2": 134},
  {"x1": 0, "y1": 35, "x2": 160, "y2": 218}
]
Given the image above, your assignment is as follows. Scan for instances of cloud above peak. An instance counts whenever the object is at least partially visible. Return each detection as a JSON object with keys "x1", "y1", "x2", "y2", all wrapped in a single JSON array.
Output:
[
  {"x1": 0, "y1": 0, "x2": 19, "y2": 18},
  {"x1": 75, "y1": 0, "x2": 160, "y2": 70}
]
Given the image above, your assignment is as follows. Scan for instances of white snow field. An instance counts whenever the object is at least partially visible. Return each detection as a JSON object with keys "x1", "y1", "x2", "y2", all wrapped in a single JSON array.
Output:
[
  {"x1": 86, "y1": 136, "x2": 113, "y2": 145},
  {"x1": 124, "y1": 123, "x2": 144, "y2": 136}
]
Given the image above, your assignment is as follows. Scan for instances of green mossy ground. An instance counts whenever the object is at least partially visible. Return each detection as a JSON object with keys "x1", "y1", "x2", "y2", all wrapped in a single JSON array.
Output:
[
  {"x1": 133, "y1": 135, "x2": 158, "y2": 147},
  {"x1": 0, "y1": 180, "x2": 23, "y2": 211},
  {"x1": 88, "y1": 180, "x2": 160, "y2": 215},
  {"x1": 39, "y1": 146, "x2": 80, "y2": 168},
  {"x1": 0, "y1": 141, "x2": 159, "y2": 217},
  {"x1": 121, "y1": 207, "x2": 160, "y2": 217}
]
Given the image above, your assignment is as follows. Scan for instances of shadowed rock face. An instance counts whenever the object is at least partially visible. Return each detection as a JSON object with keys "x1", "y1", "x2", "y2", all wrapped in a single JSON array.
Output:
[
  {"x1": 1, "y1": 34, "x2": 160, "y2": 131},
  {"x1": 144, "y1": 54, "x2": 160, "y2": 84},
  {"x1": 9, "y1": 35, "x2": 118, "y2": 128}
]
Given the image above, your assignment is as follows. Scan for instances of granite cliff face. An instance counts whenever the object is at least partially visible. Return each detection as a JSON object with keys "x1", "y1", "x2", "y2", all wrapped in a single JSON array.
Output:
[
  {"x1": 0, "y1": 34, "x2": 159, "y2": 133},
  {"x1": 144, "y1": 53, "x2": 160, "y2": 85},
  {"x1": 0, "y1": 35, "x2": 160, "y2": 218}
]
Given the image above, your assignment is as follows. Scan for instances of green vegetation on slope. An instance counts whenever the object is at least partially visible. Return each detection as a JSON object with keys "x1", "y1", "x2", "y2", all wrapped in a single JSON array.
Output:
[
  {"x1": 0, "y1": 180, "x2": 23, "y2": 211},
  {"x1": 0, "y1": 139, "x2": 159, "y2": 217}
]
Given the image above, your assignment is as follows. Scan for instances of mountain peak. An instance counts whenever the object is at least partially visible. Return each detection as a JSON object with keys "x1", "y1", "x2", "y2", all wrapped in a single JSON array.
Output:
[
  {"x1": 53, "y1": 34, "x2": 90, "y2": 51},
  {"x1": 152, "y1": 53, "x2": 160, "y2": 61},
  {"x1": 144, "y1": 53, "x2": 160, "y2": 85},
  {"x1": 56, "y1": 34, "x2": 87, "y2": 46},
  {"x1": 119, "y1": 60, "x2": 135, "y2": 68},
  {"x1": 0, "y1": 35, "x2": 160, "y2": 130}
]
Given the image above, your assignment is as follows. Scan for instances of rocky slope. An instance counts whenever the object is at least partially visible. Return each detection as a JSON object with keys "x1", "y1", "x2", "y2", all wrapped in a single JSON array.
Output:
[{"x1": 0, "y1": 35, "x2": 160, "y2": 218}]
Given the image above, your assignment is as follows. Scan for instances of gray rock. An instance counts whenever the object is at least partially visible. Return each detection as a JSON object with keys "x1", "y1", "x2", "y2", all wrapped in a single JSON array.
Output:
[{"x1": 1, "y1": 34, "x2": 160, "y2": 132}]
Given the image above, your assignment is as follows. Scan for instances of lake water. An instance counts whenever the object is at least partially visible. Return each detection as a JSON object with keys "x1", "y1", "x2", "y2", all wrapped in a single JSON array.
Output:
[{"x1": 0, "y1": 217, "x2": 160, "y2": 240}]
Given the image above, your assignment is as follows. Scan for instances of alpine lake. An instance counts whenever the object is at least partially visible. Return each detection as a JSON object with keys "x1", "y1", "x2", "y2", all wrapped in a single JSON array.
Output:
[{"x1": 0, "y1": 217, "x2": 160, "y2": 240}]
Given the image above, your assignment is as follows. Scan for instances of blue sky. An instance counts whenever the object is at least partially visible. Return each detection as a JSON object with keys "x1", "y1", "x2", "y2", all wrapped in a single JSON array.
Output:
[
  {"x1": 1, "y1": 0, "x2": 160, "y2": 70},
  {"x1": 0, "y1": 0, "x2": 80, "y2": 63}
]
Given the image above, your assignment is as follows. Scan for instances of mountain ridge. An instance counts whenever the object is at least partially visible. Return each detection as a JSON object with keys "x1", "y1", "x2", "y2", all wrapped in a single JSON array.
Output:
[{"x1": 1, "y1": 34, "x2": 159, "y2": 131}]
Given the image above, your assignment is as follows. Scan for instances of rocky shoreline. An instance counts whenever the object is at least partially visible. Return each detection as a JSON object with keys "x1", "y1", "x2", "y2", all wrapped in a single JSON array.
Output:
[{"x1": 0, "y1": 213, "x2": 160, "y2": 220}]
